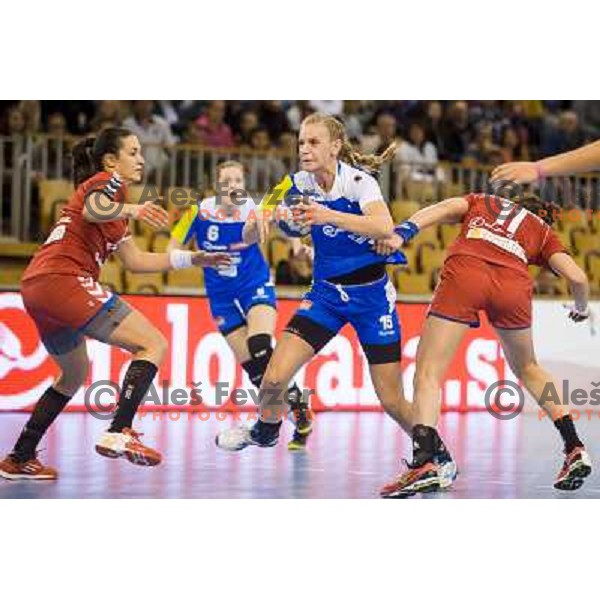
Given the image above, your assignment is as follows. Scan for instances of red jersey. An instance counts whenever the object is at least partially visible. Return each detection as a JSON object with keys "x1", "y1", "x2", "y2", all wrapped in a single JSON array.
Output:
[
  {"x1": 446, "y1": 193, "x2": 566, "y2": 275},
  {"x1": 23, "y1": 172, "x2": 132, "y2": 282}
]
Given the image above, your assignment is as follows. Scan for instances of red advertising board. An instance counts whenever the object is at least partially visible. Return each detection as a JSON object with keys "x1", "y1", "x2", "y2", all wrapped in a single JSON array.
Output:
[{"x1": 0, "y1": 292, "x2": 516, "y2": 411}]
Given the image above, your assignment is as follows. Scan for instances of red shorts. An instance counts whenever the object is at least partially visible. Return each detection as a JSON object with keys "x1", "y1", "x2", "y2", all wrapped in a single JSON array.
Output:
[
  {"x1": 21, "y1": 274, "x2": 127, "y2": 354},
  {"x1": 429, "y1": 254, "x2": 533, "y2": 330}
]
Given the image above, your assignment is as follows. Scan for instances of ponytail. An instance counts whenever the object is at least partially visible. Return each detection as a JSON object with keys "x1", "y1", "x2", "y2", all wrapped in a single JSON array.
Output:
[
  {"x1": 519, "y1": 194, "x2": 560, "y2": 226},
  {"x1": 72, "y1": 137, "x2": 96, "y2": 185},
  {"x1": 71, "y1": 126, "x2": 133, "y2": 186},
  {"x1": 302, "y1": 112, "x2": 396, "y2": 174}
]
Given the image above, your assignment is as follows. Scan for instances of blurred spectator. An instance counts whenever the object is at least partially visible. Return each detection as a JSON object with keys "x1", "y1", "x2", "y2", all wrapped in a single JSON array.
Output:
[
  {"x1": 32, "y1": 113, "x2": 71, "y2": 179},
  {"x1": 423, "y1": 101, "x2": 444, "y2": 153},
  {"x1": 47, "y1": 112, "x2": 67, "y2": 137},
  {"x1": 287, "y1": 100, "x2": 312, "y2": 131},
  {"x1": 194, "y1": 100, "x2": 234, "y2": 148},
  {"x1": 362, "y1": 112, "x2": 399, "y2": 154},
  {"x1": 278, "y1": 131, "x2": 297, "y2": 171},
  {"x1": 466, "y1": 121, "x2": 499, "y2": 165},
  {"x1": 342, "y1": 100, "x2": 364, "y2": 141},
  {"x1": 258, "y1": 101, "x2": 291, "y2": 141},
  {"x1": 440, "y1": 101, "x2": 473, "y2": 162},
  {"x1": 541, "y1": 110, "x2": 586, "y2": 156},
  {"x1": 396, "y1": 122, "x2": 440, "y2": 182},
  {"x1": 574, "y1": 100, "x2": 600, "y2": 139},
  {"x1": 245, "y1": 127, "x2": 285, "y2": 190},
  {"x1": 276, "y1": 247, "x2": 313, "y2": 285},
  {"x1": 18, "y1": 100, "x2": 41, "y2": 134},
  {"x1": 6, "y1": 106, "x2": 26, "y2": 136},
  {"x1": 470, "y1": 100, "x2": 504, "y2": 132},
  {"x1": 90, "y1": 100, "x2": 124, "y2": 132},
  {"x1": 499, "y1": 126, "x2": 530, "y2": 162},
  {"x1": 123, "y1": 100, "x2": 176, "y2": 176},
  {"x1": 309, "y1": 100, "x2": 343, "y2": 116},
  {"x1": 237, "y1": 110, "x2": 259, "y2": 148},
  {"x1": 41, "y1": 101, "x2": 95, "y2": 134}
]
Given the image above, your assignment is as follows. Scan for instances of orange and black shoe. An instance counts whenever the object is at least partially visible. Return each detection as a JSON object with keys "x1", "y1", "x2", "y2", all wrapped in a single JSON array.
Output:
[
  {"x1": 0, "y1": 453, "x2": 58, "y2": 481},
  {"x1": 95, "y1": 428, "x2": 162, "y2": 467},
  {"x1": 554, "y1": 446, "x2": 592, "y2": 491},
  {"x1": 380, "y1": 460, "x2": 441, "y2": 499}
]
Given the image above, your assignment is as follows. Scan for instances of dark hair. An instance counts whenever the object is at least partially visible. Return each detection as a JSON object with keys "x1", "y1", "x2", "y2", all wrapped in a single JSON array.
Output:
[
  {"x1": 519, "y1": 194, "x2": 560, "y2": 226},
  {"x1": 71, "y1": 127, "x2": 133, "y2": 185}
]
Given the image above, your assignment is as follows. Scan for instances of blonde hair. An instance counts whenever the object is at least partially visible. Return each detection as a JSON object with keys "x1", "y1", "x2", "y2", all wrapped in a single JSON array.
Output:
[
  {"x1": 216, "y1": 160, "x2": 245, "y2": 180},
  {"x1": 301, "y1": 112, "x2": 396, "y2": 173}
]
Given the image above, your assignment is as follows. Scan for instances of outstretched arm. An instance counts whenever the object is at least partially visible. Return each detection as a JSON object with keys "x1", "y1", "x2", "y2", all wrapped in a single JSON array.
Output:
[
  {"x1": 491, "y1": 140, "x2": 600, "y2": 184},
  {"x1": 117, "y1": 237, "x2": 231, "y2": 273},
  {"x1": 548, "y1": 252, "x2": 590, "y2": 318},
  {"x1": 375, "y1": 197, "x2": 468, "y2": 255}
]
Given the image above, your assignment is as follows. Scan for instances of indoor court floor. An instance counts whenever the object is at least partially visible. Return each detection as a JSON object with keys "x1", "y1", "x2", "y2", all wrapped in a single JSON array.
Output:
[{"x1": 0, "y1": 411, "x2": 598, "y2": 499}]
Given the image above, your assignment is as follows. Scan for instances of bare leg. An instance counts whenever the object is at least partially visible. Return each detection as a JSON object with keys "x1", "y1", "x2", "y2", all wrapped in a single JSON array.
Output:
[
  {"x1": 369, "y1": 362, "x2": 411, "y2": 435},
  {"x1": 412, "y1": 316, "x2": 469, "y2": 427}
]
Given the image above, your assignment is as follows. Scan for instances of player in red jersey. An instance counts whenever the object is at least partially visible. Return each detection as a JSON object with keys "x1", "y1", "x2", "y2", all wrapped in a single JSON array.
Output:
[
  {"x1": 376, "y1": 192, "x2": 592, "y2": 497},
  {"x1": 0, "y1": 127, "x2": 230, "y2": 480}
]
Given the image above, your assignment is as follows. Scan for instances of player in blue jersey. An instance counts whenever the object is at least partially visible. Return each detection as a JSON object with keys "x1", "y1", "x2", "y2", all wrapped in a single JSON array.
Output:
[
  {"x1": 168, "y1": 161, "x2": 312, "y2": 449},
  {"x1": 215, "y1": 114, "x2": 457, "y2": 492}
]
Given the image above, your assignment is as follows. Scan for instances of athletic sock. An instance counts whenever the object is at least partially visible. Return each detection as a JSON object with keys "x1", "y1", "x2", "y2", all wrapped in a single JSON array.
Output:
[
  {"x1": 108, "y1": 360, "x2": 157, "y2": 433},
  {"x1": 553, "y1": 415, "x2": 583, "y2": 454},
  {"x1": 412, "y1": 424, "x2": 439, "y2": 467},
  {"x1": 11, "y1": 386, "x2": 71, "y2": 461},
  {"x1": 241, "y1": 356, "x2": 270, "y2": 389}
]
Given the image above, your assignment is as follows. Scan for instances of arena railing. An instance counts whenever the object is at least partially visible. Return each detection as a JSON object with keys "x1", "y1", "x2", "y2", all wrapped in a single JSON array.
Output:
[{"x1": 2, "y1": 134, "x2": 600, "y2": 242}]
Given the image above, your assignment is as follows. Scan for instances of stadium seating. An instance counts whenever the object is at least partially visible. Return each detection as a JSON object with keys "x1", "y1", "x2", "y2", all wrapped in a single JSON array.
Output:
[
  {"x1": 38, "y1": 179, "x2": 74, "y2": 235},
  {"x1": 125, "y1": 272, "x2": 165, "y2": 294},
  {"x1": 166, "y1": 266, "x2": 204, "y2": 290},
  {"x1": 395, "y1": 269, "x2": 432, "y2": 295},
  {"x1": 99, "y1": 259, "x2": 123, "y2": 293},
  {"x1": 439, "y1": 223, "x2": 461, "y2": 248}
]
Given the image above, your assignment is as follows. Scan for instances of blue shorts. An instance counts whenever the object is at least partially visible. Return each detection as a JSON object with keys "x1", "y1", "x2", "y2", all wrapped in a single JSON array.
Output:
[
  {"x1": 208, "y1": 281, "x2": 277, "y2": 335},
  {"x1": 287, "y1": 275, "x2": 401, "y2": 364}
]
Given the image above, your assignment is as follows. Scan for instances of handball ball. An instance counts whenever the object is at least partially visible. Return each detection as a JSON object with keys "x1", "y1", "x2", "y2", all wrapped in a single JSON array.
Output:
[{"x1": 277, "y1": 194, "x2": 312, "y2": 238}]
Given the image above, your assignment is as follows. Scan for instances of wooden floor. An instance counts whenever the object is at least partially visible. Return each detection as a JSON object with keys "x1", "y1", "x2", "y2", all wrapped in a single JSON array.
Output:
[{"x1": 0, "y1": 411, "x2": 598, "y2": 499}]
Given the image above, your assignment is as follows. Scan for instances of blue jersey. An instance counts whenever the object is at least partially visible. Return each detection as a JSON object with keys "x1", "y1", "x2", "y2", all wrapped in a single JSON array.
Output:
[
  {"x1": 171, "y1": 196, "x2": 270, "y2": 297},
  {"x1": 270, "y1": 161, "x2": 392, "y2": 281}
]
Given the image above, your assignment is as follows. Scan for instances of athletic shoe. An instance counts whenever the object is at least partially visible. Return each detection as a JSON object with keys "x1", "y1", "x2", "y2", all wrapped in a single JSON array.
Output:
[
  {"x1": 0, "y1": 454, "x2": 58, "y2": 481},
  {"x1": 216, "y1": 422, "x2": 279, "y2": 451},
  {"x1": 554, "y1": 446, "x2": 592, "y2": 491},
  {"x1": 287, "y1": 389, "x2": 314, "y2": 436},
  {"x1": 95, "y1": 428, "x2": 161, "y2": 467},
  {"x1": 435, "y1": 451, "x2": 458, "y2": 489},
  {"x1": 380, "y1": 460, "x2": 441, "y2": 498},
  {"x1": 287, "y1": 431, "x2": 309, "y2": 452}
]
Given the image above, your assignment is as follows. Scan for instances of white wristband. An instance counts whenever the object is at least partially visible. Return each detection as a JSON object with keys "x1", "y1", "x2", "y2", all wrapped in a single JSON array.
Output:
[{"x1": 169, "y1": 249, "x2": 193, "y2": 270}]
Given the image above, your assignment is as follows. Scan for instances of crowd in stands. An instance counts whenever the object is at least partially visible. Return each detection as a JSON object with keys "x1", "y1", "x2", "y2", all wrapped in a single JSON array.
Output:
[
  {"x1": 1, "y1": 101, "x2": 599, "y2": 298},
  {"x1": 2, "y1": 100, "x2": 600, "y2": 172}
]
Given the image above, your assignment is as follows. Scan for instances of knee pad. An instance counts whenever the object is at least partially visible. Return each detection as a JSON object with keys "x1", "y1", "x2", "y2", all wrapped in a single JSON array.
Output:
[{"x1": 247, "y1": 333, "x2": 273, "y2": 362}]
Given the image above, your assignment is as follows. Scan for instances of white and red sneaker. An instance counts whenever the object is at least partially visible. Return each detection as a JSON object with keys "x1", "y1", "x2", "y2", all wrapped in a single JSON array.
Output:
[
  {"x1": 0, "y1": 454, "x2": 58, "y2": 480},
  {"x1": 95, "y1": 428, "x2": 162, "y2": 467},
  {"x1": 554, "y1": 446, "x2": 592, "y2": 491}
]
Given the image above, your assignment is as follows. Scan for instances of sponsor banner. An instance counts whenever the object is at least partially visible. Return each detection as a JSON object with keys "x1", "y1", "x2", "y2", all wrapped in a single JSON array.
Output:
[{"x1": 1, "y1": 292, "x2": 598, "y2": 412}]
